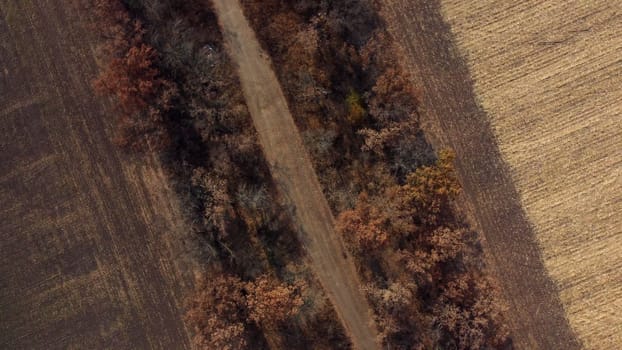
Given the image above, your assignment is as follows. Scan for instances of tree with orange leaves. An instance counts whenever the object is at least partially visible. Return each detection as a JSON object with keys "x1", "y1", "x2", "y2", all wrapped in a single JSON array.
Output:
[
  {"x1": 94, "y1": 43, "x2": 162, "y2": 114},
  {"x1": 186, "y1": 272, "x2": 304, "y2": 349},
  {"x1": 245, "y1": 275, "x2": 304, "y2": 328},
  {"x1": 388, "y1": 149, "x2": 461, "y2": 229},
  {"x1": 185, "y1": 274, "x2": 249, "y2": 350},
  {"x1": 336, "y1": 192, "x2": 389, "y2": 253}
]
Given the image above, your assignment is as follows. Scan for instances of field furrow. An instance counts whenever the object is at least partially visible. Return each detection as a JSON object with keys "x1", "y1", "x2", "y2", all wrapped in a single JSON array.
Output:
[
  {"x1": 0, "y1": 1, "x2": 192, "y2": 348},
  {"x1": 440, "y1": 1, "x2": 622, "y2": 348}
]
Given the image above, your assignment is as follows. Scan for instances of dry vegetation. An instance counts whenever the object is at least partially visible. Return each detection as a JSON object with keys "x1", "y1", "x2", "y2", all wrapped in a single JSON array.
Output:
[
  {"x1": 210, "y1": 0, "x2": 380, "y2": 347},
  {"x1": 440, "y1": 1, "x2": 622, "y2": 348},
  {"x1": 6, "y1": 0, "x2": 614, "y2": 348},
  {"x1": 239, "y1": 0, "x2": 511, "y2": 348},
  {"x1": 74, "y1": 0, "x2": 513, "y2": 349},
  {"x1": 84, "y1": 1, "x2": 351, "y2": 349}
]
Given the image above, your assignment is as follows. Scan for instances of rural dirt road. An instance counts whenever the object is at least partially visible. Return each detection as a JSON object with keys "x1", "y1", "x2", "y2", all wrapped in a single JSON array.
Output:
[
  {"x1": 0, "y1": 1, "x2": 192, "y2": 349},
  {"x1": 211, "y1": 1, "x2": 380, "y2": 349},
  {"x1": 381, "y1": 1, "x2": 581, "y2": 349}
]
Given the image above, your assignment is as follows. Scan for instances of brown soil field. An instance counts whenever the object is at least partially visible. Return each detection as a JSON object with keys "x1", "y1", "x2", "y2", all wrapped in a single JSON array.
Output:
[
  {"x1": 381, "y1": 1, "x2": 580, "y2": 349},
  {"x1": 211, "y1": 0, "x2": 380, "y2": 349},
  {"x1": 383, "y1": 0, "x2": 621, "y2": 349},
  {"x1": 0, "y1": 1, "x2": 193, "y2": 348},
  {"x1": 440, "y1": 1, "x2": 622, "y2": 349}
]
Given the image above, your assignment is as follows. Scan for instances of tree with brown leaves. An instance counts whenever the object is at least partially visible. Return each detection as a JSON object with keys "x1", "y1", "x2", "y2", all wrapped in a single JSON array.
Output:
[
  {"x1": 434, "y1": 273, "x2": 510, "y2": 349},
  {"x1": 94, "y1": 43, "x2": 162, "y2": 114},
  {"x1": 245, "y1": 275, "x2": 304, "y2": 328},
  {"x1": 185, "y1": 274, "x2": 249, "y2": 350},
  {"x1": 336, "y1": 192, "x2": 389, "y2": 253},
  {"x1": 388, "y1": 149, "x2": 461, "y2": 228}
]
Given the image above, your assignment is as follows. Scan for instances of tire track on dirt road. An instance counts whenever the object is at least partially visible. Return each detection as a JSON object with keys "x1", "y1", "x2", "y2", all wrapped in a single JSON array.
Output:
[{"x1": 211, "y1": 1, "x2": 380, "y2": 349}]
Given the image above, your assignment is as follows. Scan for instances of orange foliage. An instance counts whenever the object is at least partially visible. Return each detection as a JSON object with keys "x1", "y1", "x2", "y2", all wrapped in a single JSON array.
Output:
[
  {"x1": 434, "y1": 273, "x2": 510, "y2": 349},
  {"x1": 335, "y1": 147, "x2": 508, "y2": 348},
  {"x1": 245, "y1": 275, "x2": 304, "y2": 327},
  {"x1": 186, "y1": 272, "x2": 304, "y2": 349},
  {"x1": 397, "y1": 227, "x2": 467, "y2": 284},
  {"x1": 89, "y1": 0, "x2": 177, "y2": 152},
  {"x1": 94, "y1": 43, "x2": 162, "y2": 114},
  {"x1": 185, "y1": 274, "x2": 248, "y2": 350},
  {"x1": 389, "y1": 149, "x2": 461, "y2": 228},
  {"x1": 336, "y1": 193, "x2": 389, "y2": 253},
  {"x1": 369, "y1": 67, "x2": 419, "y2": 123}
]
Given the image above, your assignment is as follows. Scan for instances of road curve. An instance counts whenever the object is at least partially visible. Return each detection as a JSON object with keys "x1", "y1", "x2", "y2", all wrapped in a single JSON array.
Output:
[{"x1": 210, "y1": 1, "x2": 380, "y2": 349}]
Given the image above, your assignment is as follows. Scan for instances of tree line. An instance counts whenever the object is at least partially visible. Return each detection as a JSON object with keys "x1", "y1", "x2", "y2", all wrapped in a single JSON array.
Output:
[
  {"x1": 83, "y1": 0, "x2": 512, "y2": 348},
  {"x1": 240, "y1": 0, "x2": 512, "y2": 348},
  {"x1": 81, "y1": 0, "x2": 350, "y2": 349}
]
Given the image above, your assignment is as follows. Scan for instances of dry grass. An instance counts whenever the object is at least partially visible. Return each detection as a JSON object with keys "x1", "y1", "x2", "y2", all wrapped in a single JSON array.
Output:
[{"x1": 440, "y1": 1, "x2": 622, "y2": 348}]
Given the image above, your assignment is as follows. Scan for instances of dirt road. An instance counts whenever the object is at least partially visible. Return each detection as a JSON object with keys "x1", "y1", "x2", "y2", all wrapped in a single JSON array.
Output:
[
  {"x1": 0, "y1": 1, "x2": 191, "y2": 348},
  {"x1": 380, "y1": 1, "x2": 581, "y2": 349},
  {"x1": 211, "y1": 1, "x2": 380, "y2": 349}
]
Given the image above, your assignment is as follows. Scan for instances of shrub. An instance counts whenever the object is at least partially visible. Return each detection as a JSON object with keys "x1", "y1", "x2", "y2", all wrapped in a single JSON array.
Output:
[
  {"x1": 336, "y1": 193, "x2": 389, "y2": 253},
  {"x1": 185, "y1": 274, "x2": 249, "y2": 350},
  {"x1": 346, "y1": 90, "x2": 366, "y2": 124},
  {"x1": 245, "y1": 275, "x2": 304, "y2": 327}
]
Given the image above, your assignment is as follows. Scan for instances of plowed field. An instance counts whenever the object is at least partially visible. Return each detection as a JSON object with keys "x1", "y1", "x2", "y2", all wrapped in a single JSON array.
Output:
[
  {"x1": 382, "y1": 0, "x2": 620, "y2": 349},
  {"x1": 440, "y1": 1, "x2": 621, "y2": 348},
  {"x1": 0, "y1": 1, "x2": 192, "y2": 348}
]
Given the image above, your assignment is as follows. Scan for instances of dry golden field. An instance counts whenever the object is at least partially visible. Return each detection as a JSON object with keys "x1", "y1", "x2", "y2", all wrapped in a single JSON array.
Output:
[
  {"x1": 0, "y1": 1, "x2": 193, "y2": 348},
  {"x1": 440, "y1": 1, "x2": 622, "y2": 348}
]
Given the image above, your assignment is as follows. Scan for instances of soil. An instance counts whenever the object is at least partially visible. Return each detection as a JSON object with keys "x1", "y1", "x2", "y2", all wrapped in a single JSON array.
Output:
[
  {"x1": 0, "y1": 1, "x2": 192, "y2": 349},
  {"x1": 440, "y1": 1, "x2": 622, "y2": 348},
  {"x1": 380, "y1": 1, "x2": 582, "y2": 349},
  {"x1": 211, "y1": 1, "x2": 380, "y2": 349}
]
